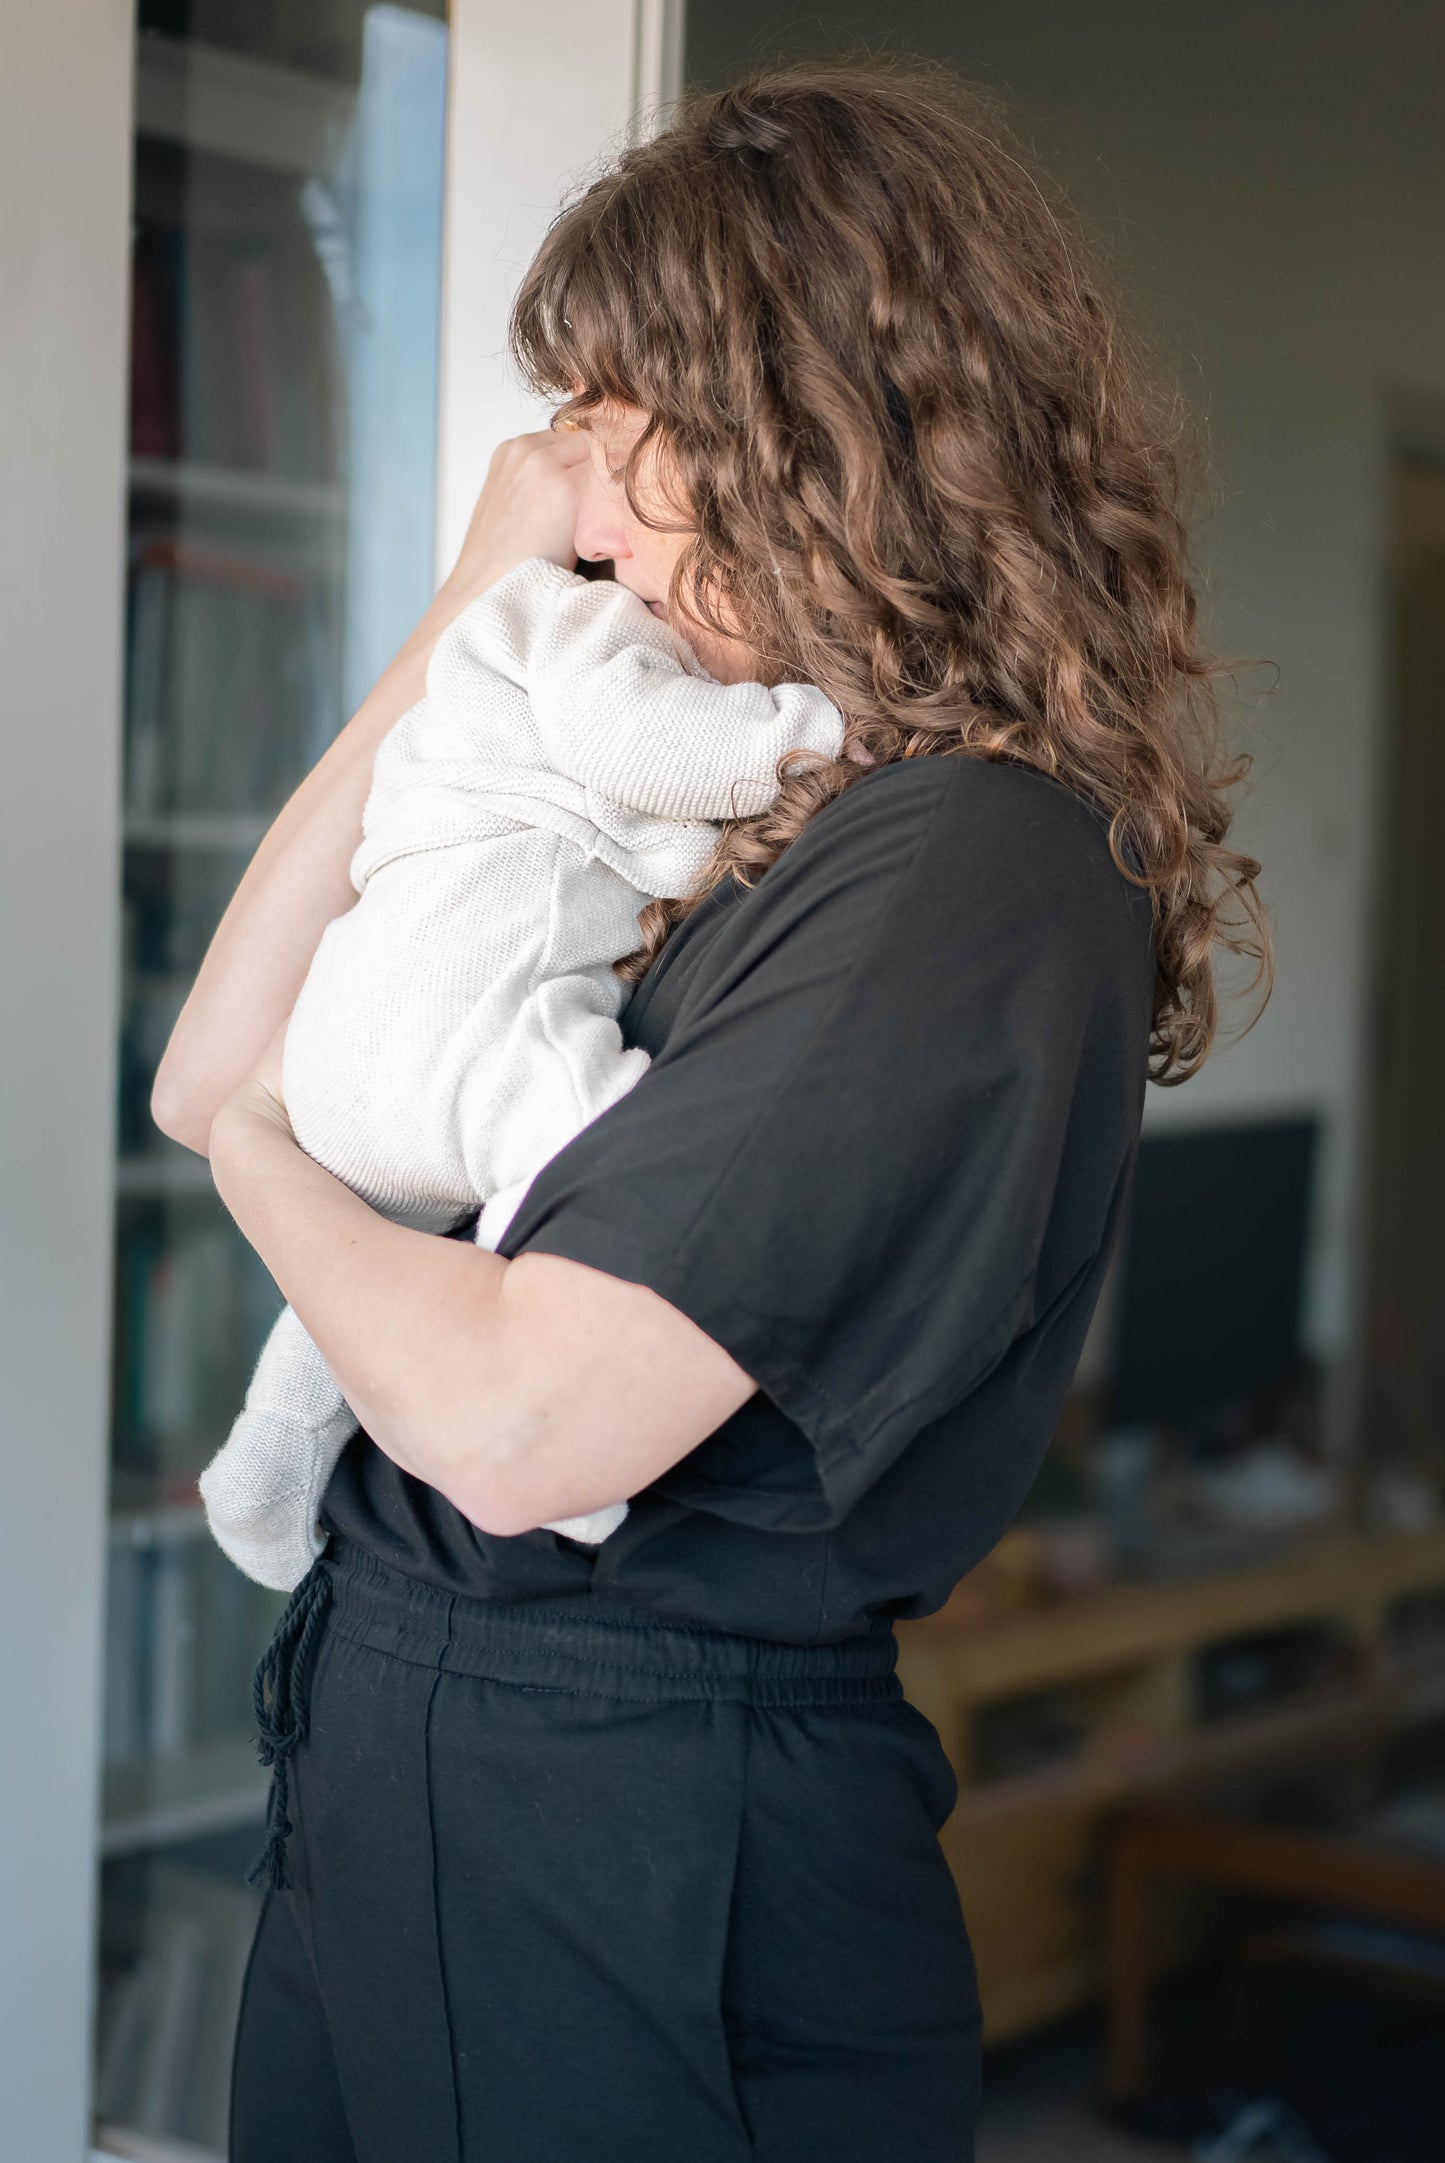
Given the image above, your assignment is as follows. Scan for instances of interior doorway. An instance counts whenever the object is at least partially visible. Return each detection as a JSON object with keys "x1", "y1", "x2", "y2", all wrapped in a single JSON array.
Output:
[{"x1": 1361, "y1": 445, "x2": 1445, "y2": 1487}]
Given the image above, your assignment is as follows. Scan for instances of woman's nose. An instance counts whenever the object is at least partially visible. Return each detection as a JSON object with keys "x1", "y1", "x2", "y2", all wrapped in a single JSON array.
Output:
[{"x1": 574, "y1": 483, "x2": 631, "y2": 567}]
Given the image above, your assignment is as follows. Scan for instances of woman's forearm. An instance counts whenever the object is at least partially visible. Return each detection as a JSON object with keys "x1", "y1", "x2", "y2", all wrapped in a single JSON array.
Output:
[
  {"x1": 206, "y1": 1087, "x2": 754, "y2": 1537},
  {"x1": 150, "y1": 577, "x2": 482, "y2": 1154},
  {"x1": 152, "y1": 429, "x2": 595, "y2": 1154},
  {"x1": 207, "y1": 1091, "x2": 516, "y2": 1504}
]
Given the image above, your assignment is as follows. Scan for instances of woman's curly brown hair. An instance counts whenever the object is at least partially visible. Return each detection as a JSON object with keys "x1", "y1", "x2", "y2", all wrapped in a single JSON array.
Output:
[{"x1": 509, "y1": 55, "x2": 1270, "y2": 1082}]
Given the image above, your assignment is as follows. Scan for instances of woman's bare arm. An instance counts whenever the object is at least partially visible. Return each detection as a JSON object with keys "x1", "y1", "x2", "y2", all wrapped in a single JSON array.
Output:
[
  {"x1": 149, "y1": 608, "x2": 439, "y2": 1153},
  {"x1": 208, "y1": 1063, "x2": 754, "y2": 1533},
  {"x1": 151, "y1": 429, "x2": 591, "y2": 1154},
  {"x1": 191, "y1": 414, "x2": 758, "y2": 1518}
]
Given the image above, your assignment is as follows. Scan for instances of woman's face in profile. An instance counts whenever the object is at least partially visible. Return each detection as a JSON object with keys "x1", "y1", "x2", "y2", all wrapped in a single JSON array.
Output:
[{"x1": 571, "y1": 402, "x2": 764, "y2": 685}]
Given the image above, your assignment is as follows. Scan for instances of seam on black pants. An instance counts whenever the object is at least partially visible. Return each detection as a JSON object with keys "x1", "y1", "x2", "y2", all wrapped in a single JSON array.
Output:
[
  {"x1": 813, "y1": 1532, "x2": 831, "y2": 1644},
  {"x1": 228, "y1": 1891, "x2": 268, "y2": 2163},
  {"x1": 427, "y1": 1607, "x2": 464, "y2": 2163},
  {"x1": 742, "y1": 1709, "x2": 764, "y2": 2076},
  {"x1": 724, "y1": 1701, "x2": 760, "y2": 2150}
]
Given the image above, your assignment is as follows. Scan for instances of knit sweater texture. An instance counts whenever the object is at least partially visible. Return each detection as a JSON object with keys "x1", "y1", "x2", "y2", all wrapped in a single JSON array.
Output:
[{"x1": 198, "y1": 558, "x2": 845, "y2": 1589}]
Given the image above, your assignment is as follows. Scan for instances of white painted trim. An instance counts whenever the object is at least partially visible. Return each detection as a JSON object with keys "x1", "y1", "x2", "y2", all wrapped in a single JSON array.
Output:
[
  {"x1": 0, "y1": 1, "x2": 134, "y2": 2154},
  {"x1": 630, "y1": 0, "x2": 686, "y2": 144},
  {"x1": 93, "y1": 2129, "x2": 222, "y2": 2163},
  {"x1": 434, "y1": 0, "x2": 685, "y2": 583}
]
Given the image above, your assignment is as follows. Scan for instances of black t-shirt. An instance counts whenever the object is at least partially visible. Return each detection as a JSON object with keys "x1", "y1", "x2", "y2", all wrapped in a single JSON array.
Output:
[{"x1": 321, "y1": 754, "x2": 1155, "y2": 1644}]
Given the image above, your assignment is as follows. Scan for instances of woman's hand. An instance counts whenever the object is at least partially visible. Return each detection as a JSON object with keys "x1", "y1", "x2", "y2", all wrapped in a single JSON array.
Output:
[{"x1": 447, "y1": 427, "x2": 593, "y2": 603}]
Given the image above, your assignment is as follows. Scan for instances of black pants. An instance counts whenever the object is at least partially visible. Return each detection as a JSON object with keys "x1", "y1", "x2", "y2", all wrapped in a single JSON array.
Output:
[{"x1": 230, "y1": 1541, "x2": 981, "y2": 2161}]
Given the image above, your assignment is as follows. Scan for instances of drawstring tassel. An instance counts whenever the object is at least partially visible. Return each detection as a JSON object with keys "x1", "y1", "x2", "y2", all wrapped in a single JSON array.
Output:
[{"x1": 246, "y1": 1558, "x2": 333, "y2": 1894}]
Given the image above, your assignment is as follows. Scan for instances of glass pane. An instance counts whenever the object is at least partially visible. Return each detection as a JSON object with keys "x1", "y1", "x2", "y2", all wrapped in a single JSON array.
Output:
[{"x1": 96, "y1": 4, "x2": 447, "y2": 2150}]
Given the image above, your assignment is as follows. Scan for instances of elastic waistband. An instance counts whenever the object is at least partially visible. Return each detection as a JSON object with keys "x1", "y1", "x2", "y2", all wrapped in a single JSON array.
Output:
[{"x1": 323, "y1": 1537, "x2": 903, "y2": 1708}]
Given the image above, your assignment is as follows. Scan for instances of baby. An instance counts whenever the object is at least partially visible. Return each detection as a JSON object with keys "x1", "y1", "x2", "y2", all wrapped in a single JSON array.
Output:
[{"x1": 199, "y1": 557, "x2": 845, "y2": 1590}]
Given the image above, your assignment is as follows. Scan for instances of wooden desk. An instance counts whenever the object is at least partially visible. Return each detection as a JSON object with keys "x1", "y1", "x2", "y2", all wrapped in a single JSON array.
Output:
[{"x1": 1105, "y1": 1800, "x2": 1445, "y2": 2098}]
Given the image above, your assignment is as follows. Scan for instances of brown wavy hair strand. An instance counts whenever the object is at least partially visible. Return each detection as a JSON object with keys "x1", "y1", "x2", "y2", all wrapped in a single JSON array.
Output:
[{"x1": 508, "y1": 55, "x2": 1271, "y2": 1082}]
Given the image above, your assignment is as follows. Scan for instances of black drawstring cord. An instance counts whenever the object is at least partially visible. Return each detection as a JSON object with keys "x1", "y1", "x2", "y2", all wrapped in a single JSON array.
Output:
[{"x1": 245, "y1": 1557, "x2": 334, "y2": 1894}]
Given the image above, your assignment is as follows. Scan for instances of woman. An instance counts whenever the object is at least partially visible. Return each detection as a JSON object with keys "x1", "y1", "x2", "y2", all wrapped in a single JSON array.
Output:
[{"x1": 154, "y1": 58, "x2": 1266, "y2": 2163}]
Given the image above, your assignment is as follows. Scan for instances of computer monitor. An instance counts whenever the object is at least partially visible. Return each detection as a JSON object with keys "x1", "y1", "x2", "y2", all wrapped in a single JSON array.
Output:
[{"x1": 1107, "y1": 1116, "x2": 1319, "y2": 1429}]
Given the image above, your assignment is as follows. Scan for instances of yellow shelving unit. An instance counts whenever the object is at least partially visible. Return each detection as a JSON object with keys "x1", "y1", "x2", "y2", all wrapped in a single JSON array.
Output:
[{"x1": 896, "y1": 1527, "x2": 1445, "y2": 2039}]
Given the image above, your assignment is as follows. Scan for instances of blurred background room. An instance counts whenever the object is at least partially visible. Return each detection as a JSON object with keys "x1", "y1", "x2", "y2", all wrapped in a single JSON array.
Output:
[{"x1": 2, "y1": 3, "x2": 1443, "y2": 2158}]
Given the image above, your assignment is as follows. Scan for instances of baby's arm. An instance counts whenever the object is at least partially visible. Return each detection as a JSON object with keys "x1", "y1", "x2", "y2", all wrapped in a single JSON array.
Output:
[{"x1": 457, "y1": 558, "x2": 846, "y2": 821}]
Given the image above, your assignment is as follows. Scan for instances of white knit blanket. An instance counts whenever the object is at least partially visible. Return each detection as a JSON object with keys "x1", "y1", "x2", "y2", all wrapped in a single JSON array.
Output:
[{"x1": 198, "y1": 558, "x2": 845, "y2": 1588}]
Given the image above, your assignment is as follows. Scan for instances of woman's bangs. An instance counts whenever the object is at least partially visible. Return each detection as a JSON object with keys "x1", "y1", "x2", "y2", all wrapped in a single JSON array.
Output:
[{"x1": 514, "y1": 209, "x2": 649, "y2": 422}]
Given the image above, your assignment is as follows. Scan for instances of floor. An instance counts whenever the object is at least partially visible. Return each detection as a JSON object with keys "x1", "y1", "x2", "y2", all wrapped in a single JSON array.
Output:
[
  {"x1": 977, "y1": 2014, "x2": 1188, "y2": 2163},
  {"x1": 973, "y1": 1984, "x2": 1445, "y2": 2163},
  {"x1": 980, "y1": 2103, "x2": 1186, "y2": 2163}
]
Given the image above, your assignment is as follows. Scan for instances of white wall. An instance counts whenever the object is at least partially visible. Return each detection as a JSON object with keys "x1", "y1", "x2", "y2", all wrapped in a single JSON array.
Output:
[
  {"x1": 954, "y1": 0, "x2": 1445, "y2": 1383},
  {"x1": 435, "y1": 0, "x2": 684, "y2": 580},
  {"x1": 688, "y1": 1, "x2": 1445, "y2": 1371},
  {"x1": 0, "y1": 2, "x2": 133, "y2": 2155}
]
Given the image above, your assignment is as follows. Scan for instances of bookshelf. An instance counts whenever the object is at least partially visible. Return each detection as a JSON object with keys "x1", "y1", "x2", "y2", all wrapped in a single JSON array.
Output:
[
  {"x1": 94, "y1": 6, "x2": 449, "y2": 2150},
  {"x1": 129, "y1": 454, "x2": 346, "y2": 521},
  {"x1": 116, "y1": 1153, "x2": 224, "y2": 1199},
  {"x1": 121, "y1": 812, "x2": 270, "y2": 852},
  {"x1": 133, "y1": 31, "x2": 357, "y2": 179},
  {"x1": 101, "y1": 1739, "x2": 271, "y2": 1861}
]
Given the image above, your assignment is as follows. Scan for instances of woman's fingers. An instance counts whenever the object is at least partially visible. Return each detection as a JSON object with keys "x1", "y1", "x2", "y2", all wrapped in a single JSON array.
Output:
[{"x1": 452, "y1": 429, "x2": 593, "y2": 597}]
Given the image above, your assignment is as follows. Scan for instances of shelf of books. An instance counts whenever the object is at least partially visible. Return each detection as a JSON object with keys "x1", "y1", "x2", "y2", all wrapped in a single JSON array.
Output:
[{"x1": 97, "y1": 8, "x2": 448, "y2": 2151}]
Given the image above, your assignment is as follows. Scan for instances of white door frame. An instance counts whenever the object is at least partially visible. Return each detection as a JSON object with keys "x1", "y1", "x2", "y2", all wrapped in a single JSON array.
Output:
[
  {"x1": 435, "y1": 0, "x2": 685, "y2": 581},
  {"x1": 0, "y1": 3, "x2": 134, "y2": 2157}
]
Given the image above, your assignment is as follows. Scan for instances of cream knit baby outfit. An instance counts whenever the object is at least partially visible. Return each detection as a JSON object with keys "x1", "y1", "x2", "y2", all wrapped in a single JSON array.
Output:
[{"x1": 199, "y1": 558, "x2": 845, "y2": 1590}]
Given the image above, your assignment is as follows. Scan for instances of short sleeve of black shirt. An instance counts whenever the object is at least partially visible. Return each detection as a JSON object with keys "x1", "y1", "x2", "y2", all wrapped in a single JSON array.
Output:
[
  {"x1": 322, "y1": 755, "x2": 1155, "y2": 1638},
  {"x1": 503, "y1": 755, "x2": 1152, "y2": 1517}
]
